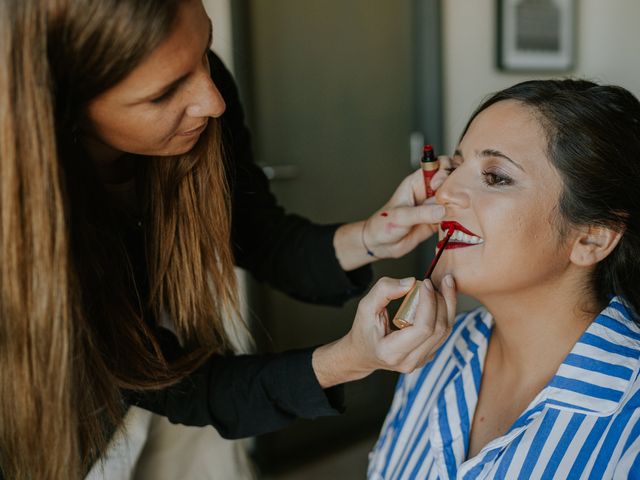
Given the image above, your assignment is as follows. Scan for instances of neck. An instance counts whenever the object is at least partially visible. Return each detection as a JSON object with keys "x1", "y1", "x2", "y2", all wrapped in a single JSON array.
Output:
[{"x1": 479, "y1": 270, "x2": 600, "y2": 383}]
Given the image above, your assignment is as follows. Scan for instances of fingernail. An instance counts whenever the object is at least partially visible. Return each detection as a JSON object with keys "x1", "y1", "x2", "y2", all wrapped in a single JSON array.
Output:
[
  {"x1": 423, "y1": 279, "x2": 433, "y2": 291},
  {"x1": 434, "y1": 205, "x2": 445, "y2": 219},
  {"x1": 444, "y1": 275, "x2": 455, "y2": 288},
  {"x1": 400, "y1": 277, "x2": 415, "y2": 287}
]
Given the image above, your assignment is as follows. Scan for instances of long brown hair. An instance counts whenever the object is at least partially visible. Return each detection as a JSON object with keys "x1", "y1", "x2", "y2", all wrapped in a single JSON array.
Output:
[{"x1": 0, "y1": 0, "x2": 238, "y2": 478}]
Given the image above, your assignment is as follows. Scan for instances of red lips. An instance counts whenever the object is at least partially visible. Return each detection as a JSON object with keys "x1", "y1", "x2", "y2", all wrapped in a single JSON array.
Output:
[
  {"x1": 440, "y1": 221, "x2": 480, "y2": 237},
  {"x1": 436, "y1": 221, "x2": 482, "y2": 250}
]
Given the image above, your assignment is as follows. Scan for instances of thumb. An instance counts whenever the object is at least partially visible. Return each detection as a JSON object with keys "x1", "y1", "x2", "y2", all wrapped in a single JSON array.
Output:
[
  {"x1": 361, "y1": 277, "x2": 416, "y2": 314},
  {"x1": 439, "y1": 274, "x2": 458, "y2": 327}
]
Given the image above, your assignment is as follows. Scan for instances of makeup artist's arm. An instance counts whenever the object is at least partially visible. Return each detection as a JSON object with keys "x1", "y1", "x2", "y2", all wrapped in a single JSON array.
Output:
[
  {"x1": 334, "y1": 160, "x2": 452, "y2": 272},
  {"x1": 128, "y1": 276, "x2": 456, "y2": 439},
  {"x1": 312, "y1": 275, "x2": 457, "y2": 387}
]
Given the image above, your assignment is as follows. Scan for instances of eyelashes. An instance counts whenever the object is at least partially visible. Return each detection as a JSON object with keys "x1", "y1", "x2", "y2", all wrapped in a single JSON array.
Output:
[
  {"x1": 443, "y1": 164, "x2": 514, "y2": 187},
  {"x1": 481, "y1": 169, "x2": 513, "y2": 187},
  {"x1": 151, "y1": 86, "x2": 178, "y2": 104},
  {"x1": 444, "y1": 158, "x2": 515, "y2": 187}
]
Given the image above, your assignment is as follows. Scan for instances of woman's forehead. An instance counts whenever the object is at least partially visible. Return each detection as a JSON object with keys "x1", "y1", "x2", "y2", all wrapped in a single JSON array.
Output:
[
  {"x1": 460, "y1": 101, "x2": 549, "y2": 168},
  {"x1": 100, "y1": 0, "x2": 211, "y2": 103}
]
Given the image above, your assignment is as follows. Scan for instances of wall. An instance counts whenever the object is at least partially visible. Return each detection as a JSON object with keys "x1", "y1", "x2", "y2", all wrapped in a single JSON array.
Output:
[
  {"x1": 202, "y1": 0, "x2": 234, "y2": 73},
  {"x1": 203, "y1": 0, "x2": 640, "y2": 173},
  {"x1": 443, "y1": 0, "x2": 640, "y2": 152}
]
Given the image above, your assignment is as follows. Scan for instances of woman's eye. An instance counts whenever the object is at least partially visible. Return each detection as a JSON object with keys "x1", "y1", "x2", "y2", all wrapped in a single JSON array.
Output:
[
  {"x1": 151, "y1": 86, "x2": 177, "y2": 104},
  {"x1": 482, "y1": 169, "x2": 512, "y2": 186}
]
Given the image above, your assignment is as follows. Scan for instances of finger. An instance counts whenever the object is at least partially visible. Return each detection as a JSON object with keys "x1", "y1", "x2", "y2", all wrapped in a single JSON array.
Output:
[
  {"x1": 407, "y1": 279, "x2": 438, "y2": 332},
  {"x1": 400, "y1": 294, "x2": 450, "y2": 368},
  {"x1": 430, "y1": 155, "x2": 452, "y2": 191},
  {"x1": 409, "y1": 168, "x2": 428, "y2": 205},
  {"x1": 361, "y1": 277, "x2": 416, "y2": 314},
  {"x1": 386, "y1": 169, "x2": 425, "y2": 207},
  {"x1": 439, "y1": 274, "x2": 458, "y2": 328},
  {"x1": 383, "y1": 322, "x2": 448, "y2": 372},
  {"x1": 431, "y1": 289, "x2": 451, "y2": 346},
  {"x1": 381, "y1": 309, "x2": 392, "y2": 336},
  {"x1": 385, "y1": 204, "x2": 445, "y2": 230},
  {"x1": 384, "y1": 224, "x2": 435, "y2": 258},
  {"x1": 376, "y1": 281, "x2": 449, "y2": 362},
  {"x1": 400, "y1": 344, "x2": 438, "y2": 372}
]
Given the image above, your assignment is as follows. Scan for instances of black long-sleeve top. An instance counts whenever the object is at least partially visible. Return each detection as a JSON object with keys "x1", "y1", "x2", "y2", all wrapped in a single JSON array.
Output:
[{"x1": 125, "y1": 52, "x2": 373, "y2": 439}]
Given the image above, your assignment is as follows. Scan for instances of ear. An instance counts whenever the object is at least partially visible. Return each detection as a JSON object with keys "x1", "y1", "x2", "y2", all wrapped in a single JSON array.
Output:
[{"x1": 569, "y1": 225, "x2": 623, "y2": 267}]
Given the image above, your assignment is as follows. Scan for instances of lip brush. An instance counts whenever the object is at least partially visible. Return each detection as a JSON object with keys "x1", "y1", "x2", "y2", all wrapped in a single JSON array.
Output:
[
  {"x1": 423, "y1": 226, "x2": 455, "y2": 280},
  {"x1": 392, "y1": 226, "x2": 455, "y2": 329}
]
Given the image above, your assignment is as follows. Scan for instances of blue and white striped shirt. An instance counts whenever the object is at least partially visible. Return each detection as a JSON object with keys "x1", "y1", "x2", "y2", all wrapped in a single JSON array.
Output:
[{"x1": 368, "y1": 297, "x2": 640, "y2": 479}]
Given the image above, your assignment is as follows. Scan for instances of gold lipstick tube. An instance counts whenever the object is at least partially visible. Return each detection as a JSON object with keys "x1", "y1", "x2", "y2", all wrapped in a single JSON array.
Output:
[
  {"x1": 421, "y1": 160, "x2": 440, "y2": 172},
  {"x1": 392, "y1": 280, "x2": 420, "y2": 329}
]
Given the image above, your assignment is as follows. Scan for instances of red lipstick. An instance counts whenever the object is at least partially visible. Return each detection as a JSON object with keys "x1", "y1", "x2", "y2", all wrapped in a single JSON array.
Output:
[
  {"x1": 437, "y1": 221, "x2": 483, "y2": 250},
  {"x1": 440, "y1": 221, "x2": 479, "y2": 237},
  {"x1": 421, "y1": 144, "x2": 439, "y2": 198}
]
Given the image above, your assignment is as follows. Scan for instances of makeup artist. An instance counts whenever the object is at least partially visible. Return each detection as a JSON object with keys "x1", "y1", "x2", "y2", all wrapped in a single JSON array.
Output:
[{"x1": 0, "y1": 1, "x2": 456, "y2": 479}]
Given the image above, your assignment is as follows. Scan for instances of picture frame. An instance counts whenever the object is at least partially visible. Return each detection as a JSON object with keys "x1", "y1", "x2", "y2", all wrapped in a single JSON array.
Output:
[{"x1": 497, "y1": 0, "x2": 575, "y2": 72}]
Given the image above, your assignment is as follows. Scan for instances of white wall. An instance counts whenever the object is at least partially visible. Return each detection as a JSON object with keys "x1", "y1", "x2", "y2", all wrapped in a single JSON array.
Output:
[
  {"x1": 443, "y1": 0, "x2": 640, "y2": 152},
  {"x1": 204, "y1": 0, "x2": 640, "y2": 158},
  {"x1": 202, "y1": 0, "x2": 234, "y2": 73}
]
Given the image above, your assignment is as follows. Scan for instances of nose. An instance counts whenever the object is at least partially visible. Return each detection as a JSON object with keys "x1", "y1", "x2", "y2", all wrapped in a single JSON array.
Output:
[
  {"x1": 435, "y1": 168, "x2": 470, "y2": 209},
  {"x1": 185, "y1": 73, "x2": 226, "y2": 119}
]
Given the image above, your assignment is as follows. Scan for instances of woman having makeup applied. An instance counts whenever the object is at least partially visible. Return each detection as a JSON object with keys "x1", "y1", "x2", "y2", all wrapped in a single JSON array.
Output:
[
  {"x1": 0, "y1": 0, "x2": 457, "y2": 478},
  {"x1": 369, "y1": 80, "x2": 640, "y2": 479}
]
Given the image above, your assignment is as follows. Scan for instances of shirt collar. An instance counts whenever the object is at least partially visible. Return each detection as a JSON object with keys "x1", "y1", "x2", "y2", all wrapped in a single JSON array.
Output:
[
  {"x1": 541, "y1": 296, "x2": 640, "y2": 414},
  {"x1": 452, "y1": 297, "x2": 640, "y2": 415}
]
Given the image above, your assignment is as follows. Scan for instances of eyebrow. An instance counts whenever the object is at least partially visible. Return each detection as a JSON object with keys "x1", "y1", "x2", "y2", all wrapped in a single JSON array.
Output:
[
  {"x1": 144, "y1": 19, "x2": 213, "y2": 102},
  {"x1": 454, "y1": 148, "x2": 525, "y2": 172}
]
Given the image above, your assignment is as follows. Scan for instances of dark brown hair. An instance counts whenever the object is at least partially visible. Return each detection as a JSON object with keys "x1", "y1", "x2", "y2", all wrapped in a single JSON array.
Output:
[{"x1": 0, "y1": 0, "x2": 238, "y2": 477}]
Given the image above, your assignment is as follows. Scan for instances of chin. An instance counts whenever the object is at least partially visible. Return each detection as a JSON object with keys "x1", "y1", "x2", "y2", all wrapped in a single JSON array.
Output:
[
  {"x1": 173, "y1": 144, "x2": 197, "y2": 155},
  {"x1": 154, "y1": 143, "x2": 198, "y2": 157},
  {"x1": 431, "y1": 267, "x2": 478, "y2": 299}
]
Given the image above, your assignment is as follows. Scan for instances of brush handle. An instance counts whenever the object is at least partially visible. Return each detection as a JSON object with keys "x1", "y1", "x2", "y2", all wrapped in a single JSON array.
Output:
[
  {"x1": 424, "y1": 229, "x2": 454, "y2": 279},
  {"x1": 393, "y1": 229, "x2": 454, "y2": 329}
]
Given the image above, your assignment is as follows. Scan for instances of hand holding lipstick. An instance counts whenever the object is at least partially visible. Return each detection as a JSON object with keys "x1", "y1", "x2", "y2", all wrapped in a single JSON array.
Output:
[
  {"x1": 393, "y1": 225, "x2": 454, "y2": 328},
  {"x1": 421, "y1": 144, "x2": 439, "y2": 198},
  {"x1": 312, "y1": 274, "x2": 457, "y2": 387},
  {"x1": 333, "y1": 155, "x2": 454, "y2": 271}
]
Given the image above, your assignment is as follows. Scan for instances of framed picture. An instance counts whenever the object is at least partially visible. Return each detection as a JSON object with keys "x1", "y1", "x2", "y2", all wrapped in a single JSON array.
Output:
[{"x1": 497, "y1": 0, "x2": 575, "y2": 71}]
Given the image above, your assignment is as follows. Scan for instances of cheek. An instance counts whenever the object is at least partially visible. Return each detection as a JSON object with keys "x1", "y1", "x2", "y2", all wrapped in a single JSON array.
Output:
[
  {"x1": 87, "y1": 103, "x2": 182, "y2": 154},
  {"x1": 490, "y1": 193, "x2": 560, "y2": 262},
  {"x1": 433, "y1": 194, "x2": 564, "y2": 293}
]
